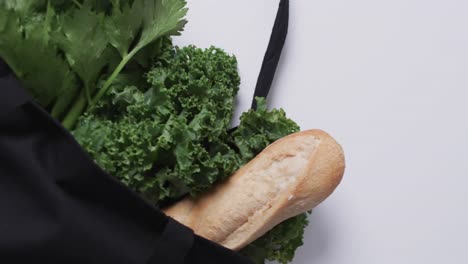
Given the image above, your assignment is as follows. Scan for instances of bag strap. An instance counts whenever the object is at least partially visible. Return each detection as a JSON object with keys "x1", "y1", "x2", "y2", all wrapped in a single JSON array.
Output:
[{"x1": 251, "y1": 0, "x2": 289, "y2": 110}]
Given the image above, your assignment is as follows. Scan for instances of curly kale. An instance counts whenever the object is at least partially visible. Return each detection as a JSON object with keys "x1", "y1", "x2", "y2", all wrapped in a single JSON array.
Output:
[
  {"x1": 240, "y1": 213, "x2": 310, "y2": 264},
  {"x1": 73, "y1": 43, "x2": 308, "y2": 263},
  {"x1": 73, "y1": 44, "x2": 241, "y2": 201}
]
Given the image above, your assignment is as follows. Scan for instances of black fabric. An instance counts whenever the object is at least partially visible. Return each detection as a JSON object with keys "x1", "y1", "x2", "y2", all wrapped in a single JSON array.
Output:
[
  {"x1": 183, "y1": 236, "x2": 252, "y2": 264},
  {"x1": 0, "y1": 63, "x2": 252, "y2": 264},
  {"x1": 148, "y1": 219, "x2": 194, "y2": 263},
  {"x1": 0, "y1": 59, "x2": 10, "y2": 76},
  {"x1": 0, "y1": 61, "x2": 30, "y2": 116},
  {"x1": 251, "y1": 0, "x2": 289, "y2": 109}
]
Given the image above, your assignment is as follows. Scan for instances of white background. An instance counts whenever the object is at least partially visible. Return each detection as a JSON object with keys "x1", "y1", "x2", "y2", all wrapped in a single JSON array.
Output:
[{"x1": 175, "y1": 1, "x2": 468, "y2": 263}]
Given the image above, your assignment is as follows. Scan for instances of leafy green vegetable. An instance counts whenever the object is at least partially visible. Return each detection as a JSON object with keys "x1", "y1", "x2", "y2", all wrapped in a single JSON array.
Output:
[
  {"x1": 0, "y1": 0, "x2": 187, "y2": 129},
  {"x1": 229, "y1": 97, "x2": 301, "y2": 162},
  {"x1": 105, "y1": 0, "x2": 144, "y2": 57},
  {"x1": 241, "y1": 213, "x2": 310, "y2": 264},
  {"x1": 55, "y1": 2, "x2": 110, "y2": 100},
  {"x1": 73, "y1": 43, "x2": 242, "y2": 201},
  {"x1": 88, "y1": 0, "x2": 188, "y2": 111},
  {"x1": 0, "y1": 5, "x2": 76, "y2": 108}
]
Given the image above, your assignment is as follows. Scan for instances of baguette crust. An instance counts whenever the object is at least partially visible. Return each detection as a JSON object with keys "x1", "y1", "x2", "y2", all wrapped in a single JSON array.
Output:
[{"x1": 164, "y1": 129, "x2": 345, "y2": 250}]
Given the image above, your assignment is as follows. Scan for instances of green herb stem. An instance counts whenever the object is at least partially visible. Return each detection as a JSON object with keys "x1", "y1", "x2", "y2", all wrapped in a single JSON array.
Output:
[
  {"x1": 51, "y1": 83, "x2": 79, "y2": 121},
  {"x1": 88, "y1": 48, "x2": 139, "y2": 112},
  {"x1": 62, "y1": 90, "x2": 87, "y2": 130},
  {"x1": 50, "y1": 100, "x2": 63, "y2": 120},
  {"x1": 61, "y1": 49, "x2": 139, "y2": 129},
  {"x1": 72, "y1": 0, "x2": 83, "y2": 8}
]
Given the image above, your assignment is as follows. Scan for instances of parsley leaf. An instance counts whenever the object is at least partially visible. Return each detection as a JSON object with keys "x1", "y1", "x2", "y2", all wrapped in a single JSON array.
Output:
[
  {"x1": 56, "y1": 2, "x2": 112, "y2": 98},
  {"x1": 1, "y1": 0, "x2": 188, "y2": 128},
  {"x1": 89, "y1": 0, "x2": 188, "y2": 114},
  {"x1": 0, "y1": 6, "x2": 75, "y2": 108},
  {"x1": 105, "y1": 0, "x2": 143, "y2": 57}
]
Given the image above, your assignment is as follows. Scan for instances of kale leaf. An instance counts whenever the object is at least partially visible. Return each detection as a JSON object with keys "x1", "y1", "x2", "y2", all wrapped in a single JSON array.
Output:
[
  {"x1": 241, "y1": 213, "x2": 310, "y2": 264},
  {"x1": 73, "y1": 43, "x2": 241, "y2": 201}
]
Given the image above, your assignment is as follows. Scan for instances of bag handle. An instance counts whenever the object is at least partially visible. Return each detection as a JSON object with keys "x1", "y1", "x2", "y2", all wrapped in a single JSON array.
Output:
[{"x1": 251, "y1": 0, "x2": 289, "y2": 110}]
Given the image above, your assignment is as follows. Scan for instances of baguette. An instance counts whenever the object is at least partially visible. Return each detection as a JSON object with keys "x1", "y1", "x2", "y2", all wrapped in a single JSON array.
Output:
[{"x1": 163, "y1": 129, "x2": 345, "y2": 250}]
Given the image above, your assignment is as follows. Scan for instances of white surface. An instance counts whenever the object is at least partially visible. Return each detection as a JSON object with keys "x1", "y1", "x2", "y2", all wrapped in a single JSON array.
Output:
[{"x1": 175, "y1": 1, "x2": 468, "y2": 263}]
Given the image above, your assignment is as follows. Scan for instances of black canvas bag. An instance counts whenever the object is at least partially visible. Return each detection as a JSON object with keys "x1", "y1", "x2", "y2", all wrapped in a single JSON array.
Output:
[{"x1": 0, "y1": 1, "x2": 288, "y2": 263}]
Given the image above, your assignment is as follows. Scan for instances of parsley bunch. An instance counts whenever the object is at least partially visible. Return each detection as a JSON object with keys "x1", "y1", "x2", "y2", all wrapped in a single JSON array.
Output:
[{"x1": 0, "y1": 0, "x2": 187, "y2": 129}]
